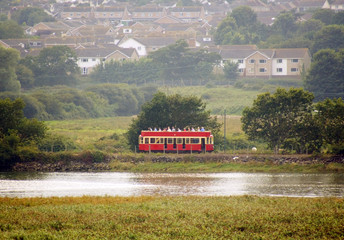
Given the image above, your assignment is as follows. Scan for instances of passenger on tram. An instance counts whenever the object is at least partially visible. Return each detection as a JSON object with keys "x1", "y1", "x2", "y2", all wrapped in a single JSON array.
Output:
[{"x1": 200, "y1": 127, "x2": 205, "y2": 132}]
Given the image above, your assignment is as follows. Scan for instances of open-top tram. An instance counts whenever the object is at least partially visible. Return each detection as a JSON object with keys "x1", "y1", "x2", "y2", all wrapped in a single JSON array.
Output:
[{"x1": 139, "y1": 130, "x2": 214, "y2": 153}]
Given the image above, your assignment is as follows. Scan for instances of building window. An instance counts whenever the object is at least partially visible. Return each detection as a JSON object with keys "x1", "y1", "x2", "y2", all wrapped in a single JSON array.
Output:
[
  {"x1": 137, "y1": 46, "x2": 141, "y2": 50},
  {"x1": 238, "y1": 59, "x2": 243, "y2": 63},
  {"x1": 259, "y1": 68, "x2": 266, "y2": 72},
  {"x1": 292, "y1": 59, "x2": 299, "y2": 63},
  {"x1": 249, "y1": 59, "x2": 255, "y2": 63},
  {"x1": 291, "y1": 68, "x2": 298, "y2": 72},
  {"x1": 82, "y1": 67, "x2": 88, "y2": 75},
  {"x1": 277, "y1": 68, "x2": 283, "y2": 72},
  {"x1": 259, "y1": 59, "x2": 266, "y2": 63},
  {"x1": 238, "y1": 68, "x2": 244, "y2": 72},
  {"x1": 82, "y1": 58, "x2": 88, "y2": 62},
  {"x1": 92, "y1": 58, "x2": 96, "y2": 61},
  {"x1": 277, "y1": 59, "x2": 282, "y2": 63}
]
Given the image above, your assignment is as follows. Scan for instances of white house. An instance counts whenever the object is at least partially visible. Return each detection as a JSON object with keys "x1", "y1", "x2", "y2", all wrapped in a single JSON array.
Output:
[
  {"x1": 118, "y1": 38, "x2": 147, "y2": 56},
  {"x1": 76, "y1": 46, "x2": 139, "y2": 75}
]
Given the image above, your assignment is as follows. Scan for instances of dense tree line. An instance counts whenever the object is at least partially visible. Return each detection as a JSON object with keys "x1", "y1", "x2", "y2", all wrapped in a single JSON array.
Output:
[
  {"x1": 91, "y1": 40, "x2": 221, "y2": 86},
  {"x1": 214, "y1": 8, "x2": 344, "y2": 54},
  {"x1": 242, "y1": 88, "x2": 344, "y2": 154},
  {"x1": 0, "y1": 84, "x2": 157, "y2": 120}
]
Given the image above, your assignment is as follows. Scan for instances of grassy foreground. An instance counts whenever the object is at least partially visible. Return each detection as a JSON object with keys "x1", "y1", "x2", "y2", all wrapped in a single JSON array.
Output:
[{"x1": 0, "y1": 196, "x2": 343, "y2": 239}]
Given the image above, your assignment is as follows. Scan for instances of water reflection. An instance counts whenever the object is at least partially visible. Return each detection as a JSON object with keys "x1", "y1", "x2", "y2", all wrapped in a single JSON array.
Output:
[{"x1": 0, "y1": 172, "x2": 343, "y2": 198}]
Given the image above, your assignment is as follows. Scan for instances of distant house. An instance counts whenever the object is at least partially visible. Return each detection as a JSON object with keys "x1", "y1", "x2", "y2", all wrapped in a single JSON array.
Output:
[
  {"x1": 323, "y1": 0, "x2": 344, "y2": 12},
  {"x1": 94, "y1": 6, "x2": 125, "y2": 21},
  {"x1": 118, "y1": 36, "x2": 179, "y2": 56},
  {"x1": 294, "y1": 0, "x2": 326, "y2": 12},
  {"x1": 214, "y1": 45, "x2": 311, "y2": 77},
  {"x1": 30, "y1": 21, "x2": 72, "y2": 37},
  {"x1": 169, "y1": 6, "x2": 205, "y2": 22},
  {"x1": 76, "y1": 46, "x2": 139, "y2": 75},
  {"x1": 129, "y1": 5, "x2": 166, "y2": 21},
  {"x1": 68, "y1": 25, "x2": 117, "y2": 37},
  {"x1": 0, "y1": 39, "x2": 44, "y2": 57},
  {"x1": 61, "y1": 7, "x2": 92, "y2": 19}
]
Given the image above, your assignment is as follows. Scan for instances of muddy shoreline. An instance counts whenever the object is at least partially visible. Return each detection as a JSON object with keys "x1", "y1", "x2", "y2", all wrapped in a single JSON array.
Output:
[{"x1": 9, "y1": 154, "x2": 344, "y2": 172}]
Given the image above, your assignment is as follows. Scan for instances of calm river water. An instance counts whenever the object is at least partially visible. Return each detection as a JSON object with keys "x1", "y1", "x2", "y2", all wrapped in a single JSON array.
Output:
[{"x1": 0, "y1": 172, "x2": 343, "y2": 198}]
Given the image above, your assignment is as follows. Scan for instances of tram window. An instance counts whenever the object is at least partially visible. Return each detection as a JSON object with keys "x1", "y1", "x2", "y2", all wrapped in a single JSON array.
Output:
[
  {"x1": 191, "y1": 138, "x2": 200, "y2": 144},
  {"x1": 177, "y1": 138, "x2": 182, "y2": 144},
  {"x1": 145, "y1": 138, "x2": 149, "y2": 144},
  {"x1": 150, "y1": 138, "x2": 155, "y2": 144},
  {"x1": 185, "y1": 138, "x2": 190, "y2": 144},
  {"x1": 139, "y1": 137, "x2": 143, "y2": 144},
  {"x1": 167, "y1": 138, "x2": 173, "y2": 144}
]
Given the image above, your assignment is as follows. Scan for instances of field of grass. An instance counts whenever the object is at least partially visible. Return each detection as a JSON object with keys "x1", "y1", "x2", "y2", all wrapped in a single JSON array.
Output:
[
  {"x1": 0, "y1": 196, "x2": 343, "y2": 239},
  {"x1": 160, "y1": 85, "x2": 259, "y2": 115},
  {"x1": 45, "y1": 115, "x2": 244, "y2": 151},
  {"x1": 45, "y1": 117, "x2": 133, "y2": 150}
]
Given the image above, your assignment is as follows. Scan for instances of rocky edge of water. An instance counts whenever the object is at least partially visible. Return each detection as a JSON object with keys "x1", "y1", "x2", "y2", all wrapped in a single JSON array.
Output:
[{"x1": 10, "y1": 154, "x2": 344, "y2": 172}]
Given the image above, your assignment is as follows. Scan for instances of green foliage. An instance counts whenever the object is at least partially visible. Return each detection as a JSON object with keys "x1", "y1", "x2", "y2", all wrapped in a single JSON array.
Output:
[
  {"x1": 33, "y1": 46, "x2": 80, "y2": 86},
  {"x1": 0, "y1": 98, "x2": 46, "y2": 168},
  {"x1": 272, "y1": 11, "x2": 298, "y2": 38},
  {"x1": 148, "y1": 39, "x2": 221, "y2": 85},
  {"x1": 91, "y1": 58, "x2": 159, "y2": 85},
  {"x1": 39, "y1": 134, "x2": 77, "y2": 152},
  {"x1": 242, "y1": 88, "x2": 315, "y2": 153},
  {"x1": 16, "y1": 64, "x2": 35, "y2": 89},
  {"x1": 127, "y1": 92, "x2": 221, "y2": 150},
  {"x1": 91, "y1": 41, "x2": 219, "y2": 86},
  {"x1": 0, "y1": 47, "x2": 21, "y2": 93},
  {"x1": 311, "y1": 25, "x2": 344, "y2": 54},
  {"x1": 223, "y1": 61, "x2": 239, "y2": 82},
  {"x1": 304, "y1": 49, "x2": 344, "y2": 100},
  {"x1": 12, "y1": 7, "x2": 55, "y2": 26},
  {"x1": 214, "y1": 6, "x2": 269, "y2": 45},
  {"x1": 315, "y1": 98, "x2": 344, "y2": 152},
  {"x1": 0, "y1": 20, "x2": 24, "y2": 39}
]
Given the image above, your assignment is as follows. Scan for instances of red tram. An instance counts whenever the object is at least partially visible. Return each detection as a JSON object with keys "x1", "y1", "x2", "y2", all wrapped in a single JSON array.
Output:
[{"x1": 139, "y1": 130, "x2": 214, "y2": 153}]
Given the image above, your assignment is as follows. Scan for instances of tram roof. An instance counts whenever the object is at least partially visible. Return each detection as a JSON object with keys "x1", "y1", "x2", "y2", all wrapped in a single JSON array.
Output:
[{"x1": 140, "y1": 131, "x2": 212, "y2": 137}]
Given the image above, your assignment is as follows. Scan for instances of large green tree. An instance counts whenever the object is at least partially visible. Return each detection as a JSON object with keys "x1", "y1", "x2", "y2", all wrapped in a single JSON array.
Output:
[
  {"x1": 33, "y1": 46, "x2": 79, "y2": 86},
  {"x1": 304, "y1": 49, "x2": 344, "y2": 100},
  {"x1": 12, "y1": 7, "x2": 55, "y2": 26},
  {"x1": 214, "y1": 6, "x2": 268, "y2": 45},
  {"x1": 241, "y1": 88, "x2": 314, "y2": 153},
  {"x1": 0, "y1": 47, "x2": 21, "y2": 92},
  {"x1": 0, "y1": 20, "x2": 24, "y2": 39},
  {"x1": 311, "y1": 25, "x2": 344, "y2": 54},
  {"x1": 126, "y1": 92, "x2": 221, "y2": 150},
  {"x1": 148, "y1": 40, "x2": 220, "y2": 85},
  {"x1": 272, "y1": 11, "x2": 298, "y2": 38},
  {"x1": 223, "y1": 61, "x2": 239, "y2": 82},
  {"x1": 315, "y1": 98, "x2": 344, "y2": 153},
  {"x1": 0, "y1": 98, "x2": 46, "y2": 167}
]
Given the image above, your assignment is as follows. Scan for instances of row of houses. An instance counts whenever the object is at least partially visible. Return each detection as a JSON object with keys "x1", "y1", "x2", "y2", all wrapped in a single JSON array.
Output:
[{"x1": 0, "y1": 37, "x2": 311, "y2": 78}]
